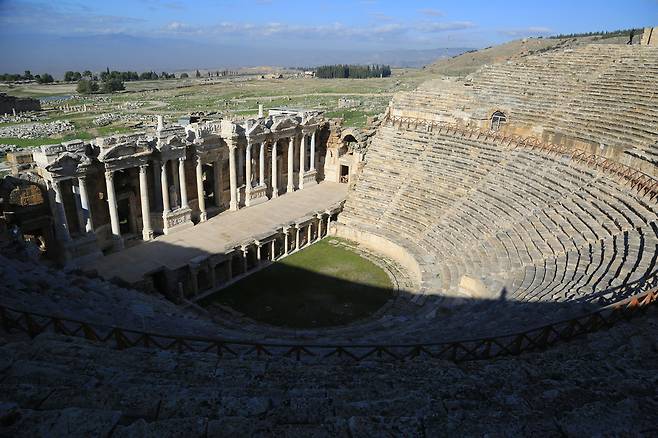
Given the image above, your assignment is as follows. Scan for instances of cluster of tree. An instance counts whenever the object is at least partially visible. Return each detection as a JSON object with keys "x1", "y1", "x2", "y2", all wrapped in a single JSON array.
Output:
[
  {"x1": 185, "y1": 70, "x2": 238, "y2": 79},
  {"x1": 548, "y1": 28, "x2": 642, "y2": 40},
  {"x1": 63, "y1": 69, "x2": 179, "y2": 83},
  {"x1": 76, "y1": 68, "x2": 123, "y2": 94},
  {"x1": 0, "y1": 71, "x2": 54, "y2": 83},
  {"x1": 76, "y1": 78, "x2": 124, "y2": 94},
  {"x1": 315, "y1": 64, "x2": 392, "y2": 79}
]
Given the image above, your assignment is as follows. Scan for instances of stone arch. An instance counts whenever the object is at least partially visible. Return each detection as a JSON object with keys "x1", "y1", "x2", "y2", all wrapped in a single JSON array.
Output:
[{"x1": 490, "y1": 110, "x2": 507, "y2": 131}]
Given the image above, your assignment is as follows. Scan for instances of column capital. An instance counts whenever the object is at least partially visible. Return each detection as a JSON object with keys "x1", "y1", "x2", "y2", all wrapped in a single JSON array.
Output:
[{"x1": 139, "y1": 163, "x2": 149, "y2": 172}]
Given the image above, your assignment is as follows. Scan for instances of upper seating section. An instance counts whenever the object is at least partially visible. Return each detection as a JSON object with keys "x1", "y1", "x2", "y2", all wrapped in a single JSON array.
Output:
[{"x1": 390, "y1": 44, "x2": 658, "y2": 170}]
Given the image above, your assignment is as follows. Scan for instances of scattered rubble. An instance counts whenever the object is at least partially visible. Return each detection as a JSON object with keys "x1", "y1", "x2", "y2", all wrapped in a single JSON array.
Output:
[{"x1": 0, "y1": 121, "x2": 74, "y2": 139}]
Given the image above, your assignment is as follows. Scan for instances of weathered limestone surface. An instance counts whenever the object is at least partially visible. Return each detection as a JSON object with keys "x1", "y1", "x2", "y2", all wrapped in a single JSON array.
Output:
[
  {"x1": 0, "y1": 306, "x2": 656, "y2": 437},
  {"x1": 83, "y1": 181, "x2": 347, "y2": 284},
  {"x1": 390, "y1": 44, "x2": 658, "y2": 172}
]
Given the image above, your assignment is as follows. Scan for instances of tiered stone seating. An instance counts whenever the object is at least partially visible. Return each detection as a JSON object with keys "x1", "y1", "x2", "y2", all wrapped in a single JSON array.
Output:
[
  {"x1": 2, "y1": 308, "x2": 657, "y2": 437},
  {"x1": 340, "y1": 121, "x2": 658, "y2": 319},
  {"x1": 390, "y1": 44, "x2": 658, "y2": 169}
]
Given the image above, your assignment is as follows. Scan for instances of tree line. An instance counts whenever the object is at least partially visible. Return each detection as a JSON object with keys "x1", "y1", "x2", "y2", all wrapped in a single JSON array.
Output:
[
  {"x1": 315, "y1": 64, "x2": 392, "y2": 79},
  {"x1": 548, "y1": 28, "x2": 642, "y2": 40},
  {"x1": 0, "y1": 71, "x2": 54, "y2": 83}
]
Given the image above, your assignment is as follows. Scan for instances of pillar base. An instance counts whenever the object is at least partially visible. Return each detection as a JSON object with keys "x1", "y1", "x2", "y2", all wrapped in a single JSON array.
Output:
[
  {"x1": 111, "y1": 235, "x2": 124, "y2": 252},
  {"x1": 61, "y1": 233, "x2": 103, "y2": 267},
  {"x1": 142, "y1": 229, "x2": 154, "y2": 241},
  {"x1": 303, "y1": 169, "x2": 318, "y2": 186},
  {"x1": 245, "y1": 184, "x2": 269, "y2": 207},
  {"x1": 163, "y1": 207, "x2": 193, "y2": 235},
  {"x1": 286, "y1": 185, "x2": 295, "y2": 194},
  {"x1": 199, "y1": 211, "x2": 208, "y2": 222}
]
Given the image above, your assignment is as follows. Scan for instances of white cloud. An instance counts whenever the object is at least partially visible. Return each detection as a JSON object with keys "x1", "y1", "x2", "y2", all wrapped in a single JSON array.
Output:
[
  {"x1": 418, "y1": 21, "x2": 476, "y2": 32},
  {"x1": 500, "y1": 26, "x2": 552, "y2": 37},
  {"x1": 418, "y1": 8, "x2": 443, "y2": 17}
]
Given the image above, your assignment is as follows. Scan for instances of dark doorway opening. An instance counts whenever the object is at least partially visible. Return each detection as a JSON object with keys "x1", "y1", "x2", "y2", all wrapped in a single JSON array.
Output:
[
  {"x1": 340, "y1": 165, "x2": 349, "y2": 183},
  {"x1": 117, "y1": 198, "x2": 131, "y2": 235}
]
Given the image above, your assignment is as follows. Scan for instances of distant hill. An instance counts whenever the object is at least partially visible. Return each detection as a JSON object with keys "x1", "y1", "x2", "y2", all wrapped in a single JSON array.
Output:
[{"x1": 426, "y1": 32, "x2": 640, "y2": 77}]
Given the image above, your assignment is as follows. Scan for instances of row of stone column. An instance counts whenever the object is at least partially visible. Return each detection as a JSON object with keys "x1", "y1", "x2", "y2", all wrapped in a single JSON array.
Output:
[
  {"x1": 228, "y1": 130, "x2": 317, "y2": 212},
  {"x1": 53, "y1": 131, "x2": 318, "y2": 247},
  {"x1": 185, "y1": 208, "x2": 334, "y2": 298},
  {"x1": 102, "y1": 157, "x2": 193, "y2": 245},
  {"x1": 48, "y1": 177, "x2": 93, "y2": 243}
]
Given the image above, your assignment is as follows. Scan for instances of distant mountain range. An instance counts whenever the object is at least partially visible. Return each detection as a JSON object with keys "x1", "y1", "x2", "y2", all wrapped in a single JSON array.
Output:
[{"x1": 0, "y1": 33, "x2": 472, "y2": 76}]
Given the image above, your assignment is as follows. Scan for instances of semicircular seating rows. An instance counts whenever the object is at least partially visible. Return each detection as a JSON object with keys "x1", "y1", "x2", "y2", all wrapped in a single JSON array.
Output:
[{"x1": 2, "y1": 43, "x2": 657, "y2": 347}]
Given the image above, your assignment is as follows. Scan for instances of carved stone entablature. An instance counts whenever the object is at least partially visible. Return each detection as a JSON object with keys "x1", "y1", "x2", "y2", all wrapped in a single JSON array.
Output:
[
  {"x1": 219, "y1": 119, "x2": 240, "y2": 139},
  {"x1": 300, "y1": 114, "x2": 323, "y2": 134},
  {"x1": 245, "y1": 119, "x2": 271, "y2": 143},
  {"x1": 156, "y1": 132, "x2": 188, "y2": 161},
  {"x1": 99, "y1": 136, "x2": 155, "y2": 171},
  {"x1": 185, "y1": 122, "x2": 221, "y2": 145},
  {"x1": 156, "y1": 125, "x2": 185, "y2": 141},
  {"x1": 33, "y1": 140, "x2": 96, "y2": 171},
  {"x1": 269, "y1": 116, "x2": 300, "y2": 139},
  {"x1": 44, "y1": 152, "x2": 93, "y2": 179}
]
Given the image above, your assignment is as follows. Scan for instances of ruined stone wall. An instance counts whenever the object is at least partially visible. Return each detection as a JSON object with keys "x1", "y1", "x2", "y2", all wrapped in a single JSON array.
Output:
[
  {"x1": 0, "y1": 93, "x2": 41, "y2": 115},
  {"x1": 641, "y1": 27, "x2": 658, "y2": 46}
]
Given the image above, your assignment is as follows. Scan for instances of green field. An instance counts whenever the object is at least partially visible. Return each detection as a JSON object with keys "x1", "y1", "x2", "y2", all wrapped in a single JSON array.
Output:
[
  {"x1": 0, "y1": 68, "x2": 431, "y2": 150},
  {"x1": 203, "y1": 238, "x2": 395, "y2": 328}
]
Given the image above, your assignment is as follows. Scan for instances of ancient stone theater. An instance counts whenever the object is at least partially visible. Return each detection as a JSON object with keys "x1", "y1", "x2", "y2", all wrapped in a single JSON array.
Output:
[{"x1": 1, "y1": 34, "x2": 658, "y2": 435}]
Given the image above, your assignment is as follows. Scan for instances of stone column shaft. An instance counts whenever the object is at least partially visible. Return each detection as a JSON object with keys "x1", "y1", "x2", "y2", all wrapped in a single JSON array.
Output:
[
  {"x1": 139, "y1": 165, "x2": 153, "y2": 241},
  {"x1": 245, "y1": 142, "x2": 252, "y2": 201},
  {"x1": 256, "y1": 244, "x2": 262, "y2": 263},
  {"x1": 295, "y1": 226, "x2": 300, "y2": 250},
  {"x1": 299, "y1": 134, "x2": 306, "y2": 189},
  {"x1": 228, "y1": 145, "x2": 238, "y2": 211},
  {"x1": 161, "y1": 160, "x2": 170, "y2": 214},
  {"x1": 196, "y1": 157, "x2": 207, "y2": 222},
  {"x1": 105, "y1": 171, "x2": 121, "y2": 240},
  {"x1": 270, "y1": 240, "x2": 276, "y2": 261},
  {"x1": 284, "y1": 229, "x2": 289, "y2": 255},
  {"x1": 259, "y1": 142, "x2": 266, "y2": 186},
  {"x1": 287, "y1": 137, "x2": 294, "y2": 192},
  {"x1": 271, "y1": 142, "x2": 278, "y2": 198},
  {"x1": 52, "y1": 180, "x2": 71, "y2": 241},
  {"x1": 307, "y1": 222, "x2": 312, "y2": 244},
  {"x1": 179, "y1": 158, "x2": 188, "y2": 209},
  {"x1": 78, "y1": 177, "x2": 93, "y2": 233},
  {"x1": 318, "y1": 215, "x2": 323, "y2": 239},
  {"x1": 310, "y1": 131, "x2": 316, "y2": 171}
]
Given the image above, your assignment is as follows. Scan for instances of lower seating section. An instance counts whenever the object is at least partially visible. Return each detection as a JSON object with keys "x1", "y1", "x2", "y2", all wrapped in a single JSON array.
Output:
[
  {"x1": 1, "y1": 306, "x2": 657, "y2": 437},
  {"x1": 0, "y1": 253, "x2": 228, "y2": 339},
  {"x1": 341, "y1": 124, "x2": 658, "y2": 312}
]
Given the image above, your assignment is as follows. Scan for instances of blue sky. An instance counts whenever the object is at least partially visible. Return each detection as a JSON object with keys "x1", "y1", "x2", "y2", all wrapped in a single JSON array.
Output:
[{"x1": 1, "y1": 0, "x2": 656, "y2": 73}]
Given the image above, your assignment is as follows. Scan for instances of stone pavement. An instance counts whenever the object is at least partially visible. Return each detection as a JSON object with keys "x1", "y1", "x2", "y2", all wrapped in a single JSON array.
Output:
[{"x1": 83, "y1": 182, "x2": 347, "y2": 284}]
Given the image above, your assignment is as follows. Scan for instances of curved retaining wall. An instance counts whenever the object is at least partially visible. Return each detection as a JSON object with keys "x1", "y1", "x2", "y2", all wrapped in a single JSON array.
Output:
[{"x1": 332, "y1": 223, "x2": 423, "y2": 289}]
